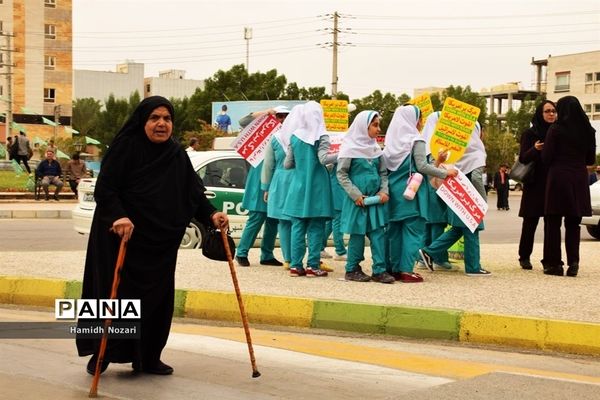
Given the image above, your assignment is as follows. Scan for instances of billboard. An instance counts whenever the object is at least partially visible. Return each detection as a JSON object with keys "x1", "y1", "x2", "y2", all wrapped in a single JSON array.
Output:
[{"x1": 211, "y1": 100, "x2": 305, "y2": 133}]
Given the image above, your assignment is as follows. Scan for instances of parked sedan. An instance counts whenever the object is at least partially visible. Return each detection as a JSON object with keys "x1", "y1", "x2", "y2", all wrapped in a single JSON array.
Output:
[
  {"x1": 581, "y1": 180, "x2": 600, "y2": 239},
  {"x1": 73, "y1": 151, "x2": 251, "y2": 249}
]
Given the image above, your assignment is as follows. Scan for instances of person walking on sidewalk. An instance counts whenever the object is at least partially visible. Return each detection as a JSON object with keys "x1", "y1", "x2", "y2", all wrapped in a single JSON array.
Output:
[
  {"x1": 76, "y1": 96, "x2": 228, "y2": 376},
  {"x1": 36, "y1": 149, "x2": 63, "y2": 201},
  {"x1": 235, "y1": 106, "x2": 289, "y2": 267},
  {"x1": 337, "y1": 110, "x2": 392, "y2": 283},
  {"x1": 14, "y1": 131, "x2": 32, "y2": 174},
  {"x1": 541, "y1": 96, "x2": 596, "y2": 277},
  {"x1": 516, "y1": 100, "x2": 556, "y2": 270}
]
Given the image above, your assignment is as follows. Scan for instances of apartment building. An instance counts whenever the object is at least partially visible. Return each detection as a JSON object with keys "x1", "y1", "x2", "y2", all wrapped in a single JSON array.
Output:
[
  {"x1": 0, "y1": 0, "x2": 73, "y2": 142},
  {"x1": 544, "y1": 51, "x2": 600, "y2": 120}
]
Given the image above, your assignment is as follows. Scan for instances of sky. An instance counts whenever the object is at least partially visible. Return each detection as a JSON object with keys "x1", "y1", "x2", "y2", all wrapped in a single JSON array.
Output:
[{"x1": 72, "y1": 0, "x2": 600, "y2": 100}]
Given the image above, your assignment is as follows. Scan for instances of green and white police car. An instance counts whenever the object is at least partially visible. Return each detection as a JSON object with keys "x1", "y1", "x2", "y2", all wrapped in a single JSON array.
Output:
[{"x1": 72, "y1": 150, "x2": 251, "y2": 249}]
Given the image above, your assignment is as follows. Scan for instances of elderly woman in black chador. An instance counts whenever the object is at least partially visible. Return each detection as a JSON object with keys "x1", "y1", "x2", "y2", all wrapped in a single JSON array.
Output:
[
  {"x1": 541, "y1": 96, "x2": 596, "y2": 277},
  {"x1": 76, "y1": 96, "x2": 228, "y2": 375},
  {"x1": 517, "y1": 100, "x2": 556, "y2": 270}
]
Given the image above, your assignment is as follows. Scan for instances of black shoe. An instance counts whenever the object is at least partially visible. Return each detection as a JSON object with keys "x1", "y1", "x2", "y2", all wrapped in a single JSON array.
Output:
[
  {"x1": 53, "y1": 194, "x2": 59, "y2": 201},
  {"x1": 45, "y1": 195, "x2": 49, "y2": 201},
  {"x1": 418, "y1": 249, "x2": 434, "y2": 272},
  {"x1": 371, "y1": 272, "x2": 395, "y2": 284},
  {"x1": 142, "y1": 360, "x2": 173, "y2": 375},
  {"x1": 86, "y1": 354, "x2": 109, "y2": 375},
  {"x1": 260, "y1": 258, "x2": 283, "y2": 266},
  {"x1": 235, "y1": 256, "x2": 250, "y2": 267},
  {"x1": 566, "y1": 264, "x2": 579, "y2": 277},
  {"x1": 519, "y1": 259, "x2": 533, "y2": 270},
  {"x1": 345, "y1": 267, "x2": 371, "y2": 282},
  {"x1": 543, "y1": 266, "x2": 564, "y2": 276}
]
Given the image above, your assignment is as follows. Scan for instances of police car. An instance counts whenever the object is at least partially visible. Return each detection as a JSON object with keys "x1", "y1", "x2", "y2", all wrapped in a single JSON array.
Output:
[{"x1": 72, "y1": 150, "x2": 251, "y2": 249}]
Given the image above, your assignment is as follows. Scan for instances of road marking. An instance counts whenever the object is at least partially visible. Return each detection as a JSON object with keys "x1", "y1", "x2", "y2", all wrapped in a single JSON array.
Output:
[{"x1": 171, "y1": 323, "x2": 600, "y2": 385}]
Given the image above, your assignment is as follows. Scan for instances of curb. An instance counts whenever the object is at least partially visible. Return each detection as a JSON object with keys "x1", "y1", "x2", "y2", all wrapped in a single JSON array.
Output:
[
  {"x1": 0, "y1": 209, "x2": 72, "y2": 219},
  {"x1": 1, "y1": 275, "x2": 599, "y2": 357}
]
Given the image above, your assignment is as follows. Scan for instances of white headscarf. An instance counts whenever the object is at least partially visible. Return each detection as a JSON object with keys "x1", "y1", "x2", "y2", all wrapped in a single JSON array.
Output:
[
  {"x1": 274, "y1": 103, "x2": 303, "y2": 153},
  {"x1": 421, "y1": 111, "x2": 441, "y2": 156},
  {"x1": 455, "y1": 122, "x2": 486, "y2": 174},
  {"x1": 382, "y1": 105, "x2": 423, "y2": 172},
  {"x1": 293, "y1": 101, "x2": 326, "y2": 145},
  {"x1": 338, "y1": 110, "x2": 382, "y2": 159}
]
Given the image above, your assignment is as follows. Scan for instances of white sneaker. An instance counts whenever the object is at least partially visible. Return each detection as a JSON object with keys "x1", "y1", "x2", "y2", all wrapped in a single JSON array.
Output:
[
  {"x1": 415, "y1": 260, "x2": 427, "y2": 269},
  {"x1": 320, "y1": 250, "x2": 332, "y2": 259},
  {"x1": 333, "y1": 254, "x2": 347, "y2": 261}
]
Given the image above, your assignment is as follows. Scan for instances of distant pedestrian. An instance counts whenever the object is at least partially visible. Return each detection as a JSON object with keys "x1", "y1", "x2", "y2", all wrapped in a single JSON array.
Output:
[
  {"x1": 14, "y1": 131, "x2": 32, "y2": 174},
  {"x1": 186, "y1": 137, "x2": 200, "y2": 152},
  {"x1": 493, "y1": 164, "x2": 510, "y2": 210}
]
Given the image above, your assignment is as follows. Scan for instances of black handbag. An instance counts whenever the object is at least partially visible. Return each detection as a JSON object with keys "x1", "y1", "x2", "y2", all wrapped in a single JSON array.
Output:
[
  {"x1": 509, "y1": 159, "x2": 535, "y2": 184},
  {"x1": 202, "y1": 226, "x2": 235, "y2": 261}
]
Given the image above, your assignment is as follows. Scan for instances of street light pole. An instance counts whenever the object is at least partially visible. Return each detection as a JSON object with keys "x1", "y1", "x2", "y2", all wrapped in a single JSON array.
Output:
[{"x1": 244, "y1": 27, "x2": 252, "y2": 71}]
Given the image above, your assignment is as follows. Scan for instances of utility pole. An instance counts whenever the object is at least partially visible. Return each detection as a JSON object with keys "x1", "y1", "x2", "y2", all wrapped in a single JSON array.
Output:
[
  {"x1": 244, "y1": 27, "x2": 252, "y2": 72},
  {"x1": 331, "y1": 11, "x2": 339, "y2": 99},
  {"x1": 53, "y1": 104, "x2": 61, "y2": 140}
]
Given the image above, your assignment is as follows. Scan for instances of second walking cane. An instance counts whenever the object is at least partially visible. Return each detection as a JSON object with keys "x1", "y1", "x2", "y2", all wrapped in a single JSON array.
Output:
[{"x1": 220, "y1": 228, "x2": 261, "y2": 378}]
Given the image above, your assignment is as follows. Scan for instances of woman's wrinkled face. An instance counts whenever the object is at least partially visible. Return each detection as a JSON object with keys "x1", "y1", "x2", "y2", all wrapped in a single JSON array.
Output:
[
  {"x1": 144, "y1": 106, "x2": 173, "y2": 143},
  {"x1": 368, "y1": 116, "x2": 381, "y2": 138},
  {"x1": 542, "y1": 103, "x2": 557, "y2": 124}
]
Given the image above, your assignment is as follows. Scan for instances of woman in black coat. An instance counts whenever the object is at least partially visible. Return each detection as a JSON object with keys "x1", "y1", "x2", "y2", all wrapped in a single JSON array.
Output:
[
  {"x1": 541, "y1": 96, "x2": 596, "y2": 277},
  {"x1": 517, "y1": 100, "x2": 556, "y2": 269}
]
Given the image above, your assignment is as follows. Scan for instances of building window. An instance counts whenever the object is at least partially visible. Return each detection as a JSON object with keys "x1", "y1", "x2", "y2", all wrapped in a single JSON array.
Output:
[
  {"x1": 595, "y1": 104, "x2": 600, "y2": 113},
  {"x1": 44, "y1": 0, "x2": 56, "y2": 7},
  {"x1": 586, "y1": 73, "x2": 594, "y2": 82},
  {"x1": 45, "y1": 55, "x2": 56, "y2": 70},
  {"x1": 0, "y1": 53, "x2": 3, "y2": 64},
  {"x1": 554, "y1": 72, "x2": 570, "y2": 92},
  {"x1": 596, "y1": 72, "x2": 600, "y2": 81},
  {"x1": 44, "y1": 88, "x2": 56, "y2": 103},
  {"x1": 584, "y1": 104, "x2": 592, "y2": 113},
  {"x1": 44, "y1": 24, "x2": 56, "y2": 39},
  {"x1": 146, "y1": 84, "x2": 151, "y2": 92},
  {"x1": 0, "y1": 86, "x2": 3, "y2": 96}
]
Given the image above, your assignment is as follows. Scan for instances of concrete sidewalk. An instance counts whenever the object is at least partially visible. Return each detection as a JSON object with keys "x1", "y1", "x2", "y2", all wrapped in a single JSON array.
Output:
[{"x1": 0, "y1": 200, "x2": 75, "y2": 218}]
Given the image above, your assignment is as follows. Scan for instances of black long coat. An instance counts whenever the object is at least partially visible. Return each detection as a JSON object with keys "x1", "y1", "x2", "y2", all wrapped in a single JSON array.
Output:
[
  {"x1": 542, "y1": 125, "x2": 595, "y2": 216},
  {"x1": 518, "y1": 127, "x2": 548, "y2": 218}
]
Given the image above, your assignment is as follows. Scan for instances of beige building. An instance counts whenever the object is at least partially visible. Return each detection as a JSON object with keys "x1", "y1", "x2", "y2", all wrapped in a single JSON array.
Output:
[
  {"x1": 0, "y1": 0, "x2": 73, "y2": 142},
  {"x1": 542, "y1": 51, "x2": 600, "y2": 120},
  {"x1": 144, "y1": 69, "x2": 205, "y2": 99}
]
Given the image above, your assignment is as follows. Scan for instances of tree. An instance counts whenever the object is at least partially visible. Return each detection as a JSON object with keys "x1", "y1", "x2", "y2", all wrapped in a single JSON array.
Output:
[
  {"x1": 72, "y1": 98, "x2": 101, "y2": 138},
  {"x1": 95, "y1": 94, "x2": 131, "y2": 151},
  {"x1": 483, "y1": 113, "x2": 519, "y2": 173}
]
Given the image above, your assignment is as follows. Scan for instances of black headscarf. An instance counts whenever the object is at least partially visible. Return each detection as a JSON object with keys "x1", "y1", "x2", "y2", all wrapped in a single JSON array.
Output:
[
  {"x1": 530, "y1": 100, "x2": 556, "y2": 141},
  {"x1": 555, "y1": 96, "x2": 596, "y2": 151}
]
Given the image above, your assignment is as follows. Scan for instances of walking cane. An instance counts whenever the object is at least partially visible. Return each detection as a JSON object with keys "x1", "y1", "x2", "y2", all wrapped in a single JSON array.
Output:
[
  {"x1": 89, "y1": 238, "x2": 128, "y2": 398},
  {"x1": 220, "y1": 228, "x2": 261, "y2": 378}
]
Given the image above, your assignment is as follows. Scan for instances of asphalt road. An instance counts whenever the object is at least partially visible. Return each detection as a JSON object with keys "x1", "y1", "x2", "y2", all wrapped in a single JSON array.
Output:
[{"x1": 0, "y1": 191, "x2": 595, "y2": 251}]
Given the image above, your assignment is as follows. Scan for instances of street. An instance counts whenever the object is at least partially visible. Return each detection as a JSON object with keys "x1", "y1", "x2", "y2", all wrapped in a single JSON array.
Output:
[
  {"x1": 0, "y1": 192, "x2": 595, "y2": 251},
  {"x1": 1, "y1": 307, "x2": 599, "y2": 400}
]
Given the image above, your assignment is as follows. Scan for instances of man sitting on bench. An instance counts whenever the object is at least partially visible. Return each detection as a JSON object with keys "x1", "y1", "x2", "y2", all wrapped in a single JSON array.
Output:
[{"x1": 36, "y1": 149, "x2": 64, "y2": 201}]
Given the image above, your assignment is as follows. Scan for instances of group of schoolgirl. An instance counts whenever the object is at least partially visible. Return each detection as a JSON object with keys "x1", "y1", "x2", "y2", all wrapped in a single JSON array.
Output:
[{"x1": 248, "y1": 100, "x2": 490, "y2": 283}]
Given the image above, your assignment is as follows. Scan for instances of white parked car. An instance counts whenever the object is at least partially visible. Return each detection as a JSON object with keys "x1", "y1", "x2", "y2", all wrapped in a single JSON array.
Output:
[
  {"x1": 73, "y1": 151, "x2": 252, "y2": 249},
  {"x1": 581, "y1": 180, "x2": 600, "y2": 239},
  {"x1": 509, "y1": 179, "x2": 522, "y2": 191}
]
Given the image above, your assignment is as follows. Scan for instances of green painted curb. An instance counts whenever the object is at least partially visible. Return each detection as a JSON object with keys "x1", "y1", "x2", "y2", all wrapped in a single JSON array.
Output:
[
  {"x1": 312, "y1": 301, "x2": 387, "y2": 334},
  {"x1": 174, "y1": 289, "x2": 187, "y2": 318},
  {"x1": 64, "y1": 280, "x2": 82, "y2": 299},
  {"x1": 385, "y1": 306, "x2": 461, "y2": 340}
]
